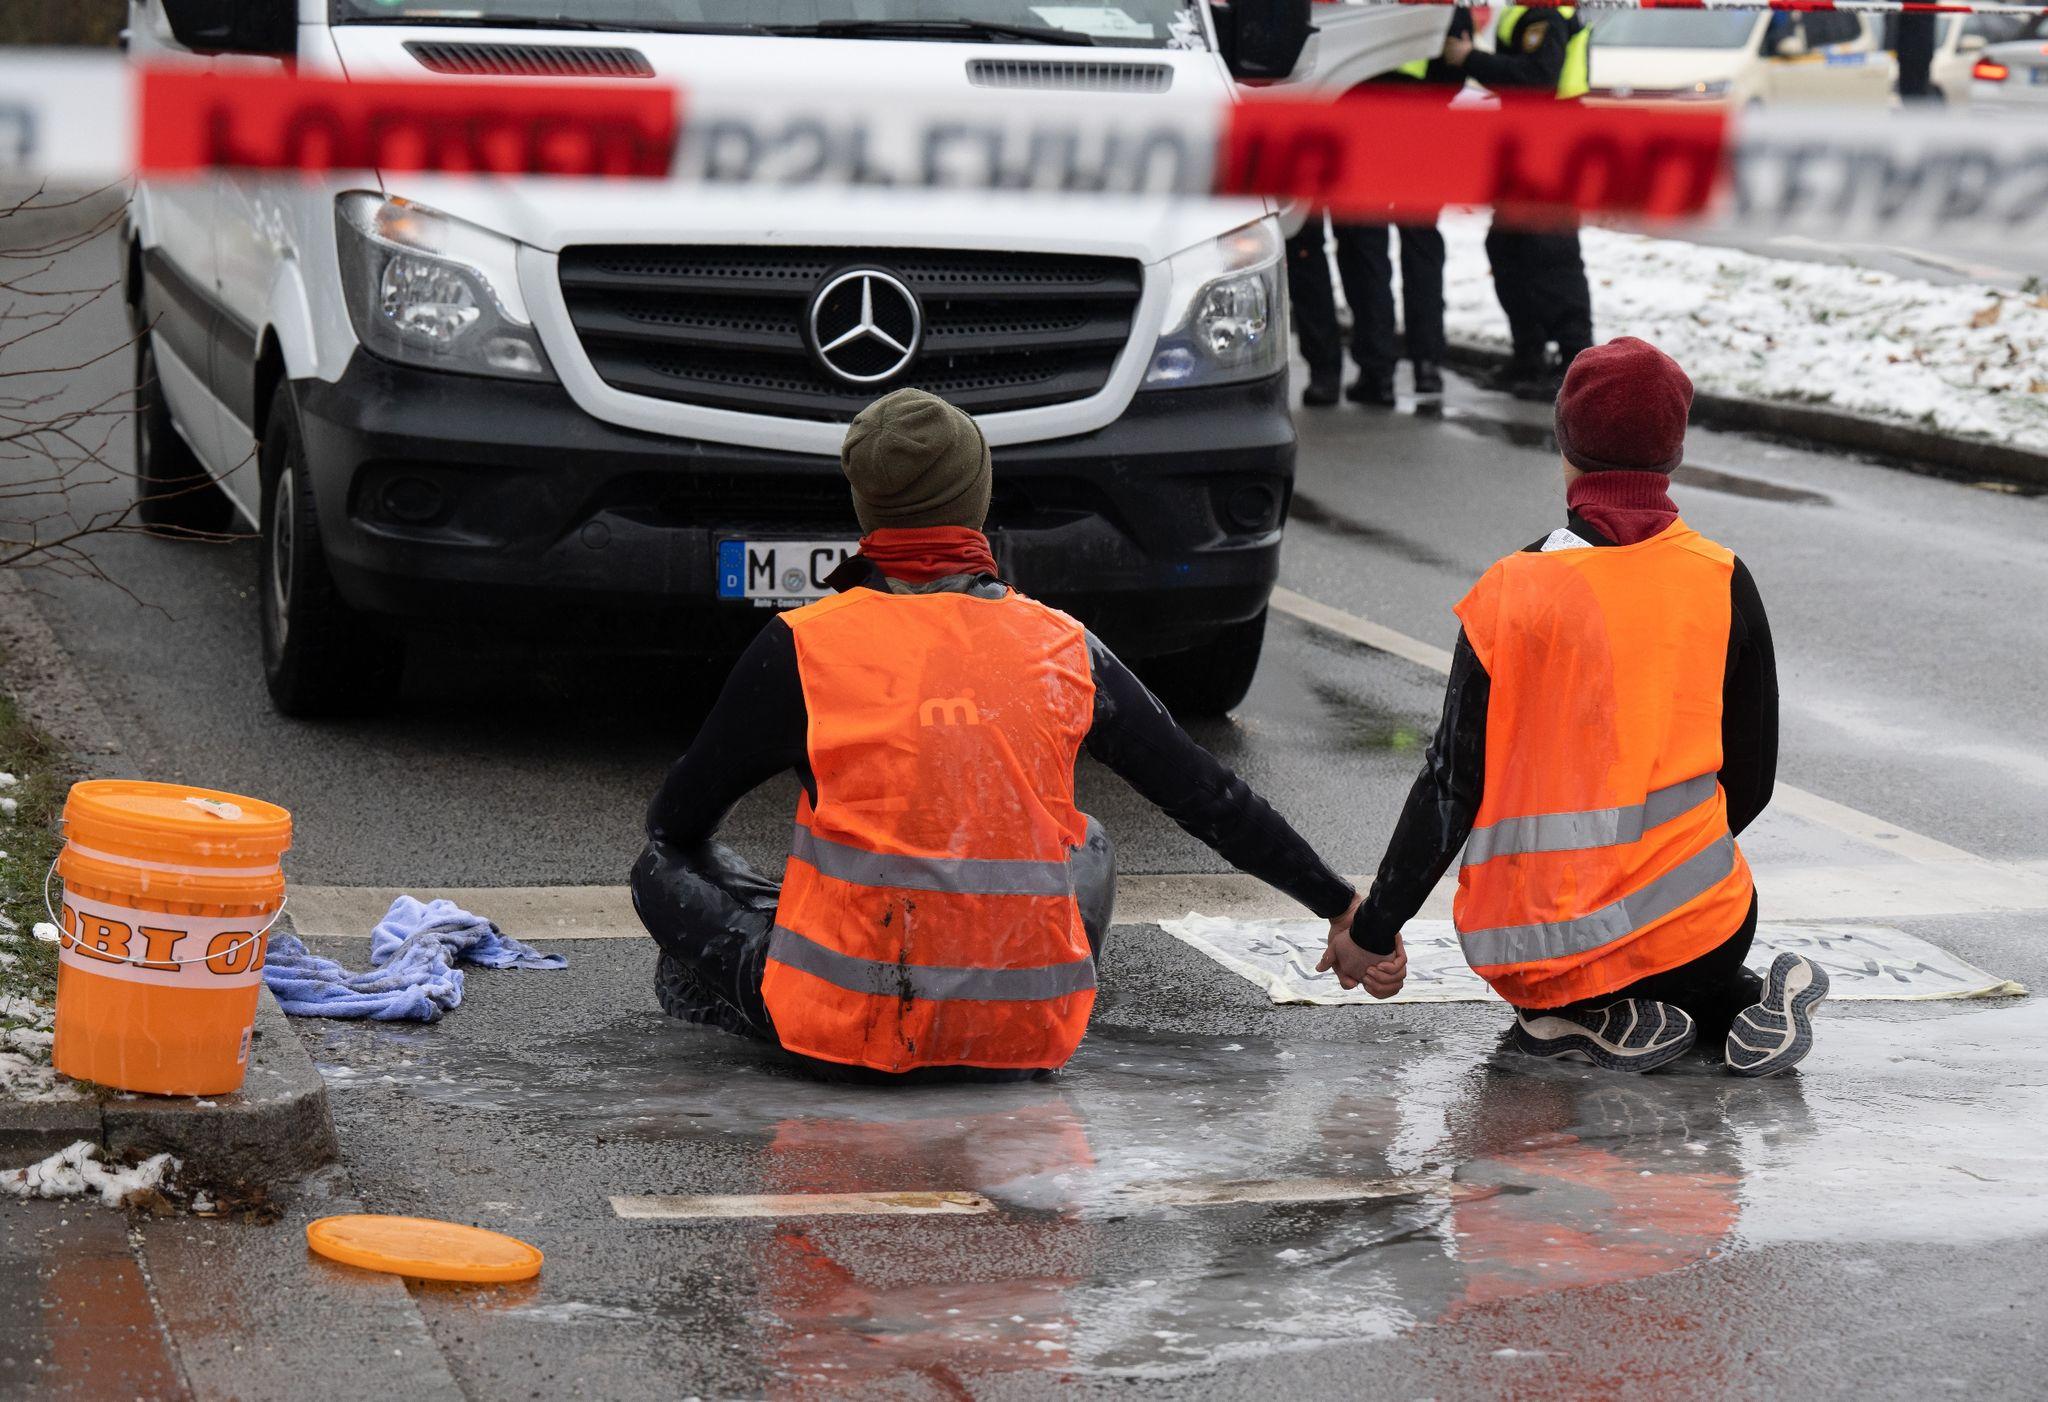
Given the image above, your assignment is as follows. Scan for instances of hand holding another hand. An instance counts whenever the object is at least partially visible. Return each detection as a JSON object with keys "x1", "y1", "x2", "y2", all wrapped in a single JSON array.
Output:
[{"x1": 1316, "y1": 894, "x2": 1408, "y2": 1000}]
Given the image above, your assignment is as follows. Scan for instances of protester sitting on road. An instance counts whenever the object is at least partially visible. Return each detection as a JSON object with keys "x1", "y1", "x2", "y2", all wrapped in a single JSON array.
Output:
[
  {"x1": 1318, "y1": 337, "x2": 1826, "y2": 1077},
  {"x1": 632, "y1": 387, "x2": 1354, "y2": 1082}
]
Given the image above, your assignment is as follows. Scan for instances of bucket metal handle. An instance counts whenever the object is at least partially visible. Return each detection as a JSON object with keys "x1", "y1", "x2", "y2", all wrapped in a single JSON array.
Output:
[{"x1": 43, "y1": 856, "x2": 286, "y2": 967}]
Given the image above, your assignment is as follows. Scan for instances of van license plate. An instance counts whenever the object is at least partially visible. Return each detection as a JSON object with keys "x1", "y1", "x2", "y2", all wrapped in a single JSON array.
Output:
[{"x1": 717, "y1": 540, "x2": 857, "y2": 607}]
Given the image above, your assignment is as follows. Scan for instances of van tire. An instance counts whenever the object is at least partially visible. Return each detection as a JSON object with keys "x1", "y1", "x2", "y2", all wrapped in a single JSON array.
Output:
[
  {"x1": 1139, "y1": 607, "x2": 1266, "y2": 718},
  {"x1": 133, "y1": 335, "x2": 233, "y2": 536},
  {"x1": 257, "y1": 381, "x2": 404, "y2": 716}
]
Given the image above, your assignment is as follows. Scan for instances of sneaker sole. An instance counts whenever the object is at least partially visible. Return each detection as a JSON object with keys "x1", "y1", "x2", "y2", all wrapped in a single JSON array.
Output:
[
  {"x1": 1510, "y1": 1003, "x2": 1697, "y2": 1073},
  {"x1": 1725, "y1": 953, "x2": 1829, "y2": 1078}
]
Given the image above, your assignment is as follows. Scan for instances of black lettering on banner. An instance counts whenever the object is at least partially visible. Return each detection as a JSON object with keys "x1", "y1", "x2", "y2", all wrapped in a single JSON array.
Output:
[
  {"x1": 1859, "y1": 147, "x2": 1929, "y2": 224},
  {"x1": 1125, "y1": 129, "x2": 1193, "y2": 198},
  {"x1": 771, "y1": 118, "x2": 833, "y2": 185},
  {"x1": 1773, "y1": 142, "x2": 1828, "y2": 224},
  {"x1": 1937, "y1": 148, "x2": 1999, "y2": 229},
  {"x1": 1241, "y1": 129, "x2": 1344, "y2": 206},
  {"x1": 364, "y1": 106, "x2": 433, "y2": 173},
  {"x1": 923, "y1": 122, "x2": 1002, "y2": 190},
  {"x1": 748, "y1": 549, "x2": 774, "y2": 592},
  {"x1": 205, "y1": 930, "x2": 258, "y2": 977},
  {"x1": 2005, "y1": 152, "x2": 2048, "y2": 229},
  {"x1": 844, "y1": 125, "x2": 893, "y2": 188},
  {"x1": 0, "y1": 103, "x2": 34, "y2": 166},
  {"x1": 698, "y1": 119, "x2": 762, "y2": 183}
]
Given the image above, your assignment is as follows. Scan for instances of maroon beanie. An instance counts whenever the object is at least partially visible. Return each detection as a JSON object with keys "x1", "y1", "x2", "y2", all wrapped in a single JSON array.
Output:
[{"x1": 1554, "y1": 337, "x2": 1694, "y2": 474}]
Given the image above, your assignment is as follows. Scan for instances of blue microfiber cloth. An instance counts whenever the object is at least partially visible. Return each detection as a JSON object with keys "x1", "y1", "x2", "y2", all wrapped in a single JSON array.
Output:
[{"x1": 263, "y1": 895, "x2": 567, "y2": 1021}]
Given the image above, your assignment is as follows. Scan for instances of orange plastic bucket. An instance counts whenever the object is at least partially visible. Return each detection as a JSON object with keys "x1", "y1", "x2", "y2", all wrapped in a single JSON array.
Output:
[{"x1": 50, "y1": 781, "x2": 292, "y2": 1096}]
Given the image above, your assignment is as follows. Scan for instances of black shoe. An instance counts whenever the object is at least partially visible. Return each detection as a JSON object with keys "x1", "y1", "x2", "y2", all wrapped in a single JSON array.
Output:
[
  {"x1": 1509, "y1": 999, "x2": 1697, "y2": 1073},
  {"x1": 655, "y1": 952, "x2": 753, "y2": 1037},
  {"x1": 1302, "y1": 373, "x2": 1340, "y2": 408},
  {"x1": 1509, "y1": 371, "x2": 1565, "y2": 403},
  {"x1": 1725, "y1": 954, "x2": 1829, "y2": 1078},
  {"x1": 1345, "y1": 374, "x2": 1396, "y2": 408},
  {"x1": 1411, "y1": 361, "x2": 1444, "y2": 397}
]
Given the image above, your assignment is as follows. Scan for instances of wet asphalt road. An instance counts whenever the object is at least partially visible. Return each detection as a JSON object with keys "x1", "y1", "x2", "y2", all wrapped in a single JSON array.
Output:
[{"x1": 5, "y1": 202, "x2": 2048, "y2": 1399}]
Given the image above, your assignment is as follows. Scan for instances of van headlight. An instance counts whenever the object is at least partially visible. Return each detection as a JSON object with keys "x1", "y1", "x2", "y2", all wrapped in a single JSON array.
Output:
[
  {"x1": 335, "y1": 193, "x2": 553, "y2": 381},
  {"x1": 1142, "y1": 218, "x2": 1285, "y2": 389}
]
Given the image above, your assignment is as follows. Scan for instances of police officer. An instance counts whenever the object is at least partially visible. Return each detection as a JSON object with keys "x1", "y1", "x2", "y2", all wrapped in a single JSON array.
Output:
[
  {"x1": 1440, "y1": 5, "x2": 1596, "y2": 399},
  {"x1": 1286, "y1": 25, "x2": 1467, "y2": 409}
]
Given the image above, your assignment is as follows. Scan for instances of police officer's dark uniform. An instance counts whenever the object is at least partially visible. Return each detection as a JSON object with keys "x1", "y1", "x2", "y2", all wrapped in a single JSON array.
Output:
[
  {"x1": 1440, "y1": 5, "x2": 1595, "y2": 397},
  {"x1": 1285, "y1": 24, "x2": 1469, "y2": 409}
]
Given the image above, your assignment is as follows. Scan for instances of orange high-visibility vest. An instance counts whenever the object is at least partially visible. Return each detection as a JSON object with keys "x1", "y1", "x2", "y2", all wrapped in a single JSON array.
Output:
[
  {"x1": 762, "y1": 586, "x2": 1098, "y2": 1072},
  {"x1": 1452, "y1": 520, "x2": 1756, "y2": 1009}
]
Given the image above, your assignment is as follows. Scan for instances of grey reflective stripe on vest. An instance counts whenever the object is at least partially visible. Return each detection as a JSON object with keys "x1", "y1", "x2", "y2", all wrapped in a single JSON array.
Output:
[
  {"x1": 1463, "y1": 771, "x2": 1720, "y2": 866},
  {"x1": 791, "y1": 825, "x2": 1074, "y2": 897},
  {"x1": 769, "y1": 925, "x2": 1097, "y2": 1002},
  {"x1": 1459, "y1": 834, "x2": 1739, "y2": 969}
]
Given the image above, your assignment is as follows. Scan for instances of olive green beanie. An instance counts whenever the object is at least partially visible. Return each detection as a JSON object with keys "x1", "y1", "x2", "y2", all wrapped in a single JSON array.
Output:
[{"x1": 839, "y1": 388, "x2": 993, "y2": 533}]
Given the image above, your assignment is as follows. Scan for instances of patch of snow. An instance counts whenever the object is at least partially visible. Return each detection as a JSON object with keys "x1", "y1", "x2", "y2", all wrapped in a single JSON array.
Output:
[
  {"x1": 1436, "y1": 213, "x2": 2048, "y2": 452},
  {"x1": 0, "y1": 1140, "x2": 178, "y2": 1208},
  {"x1": 0, "y1": 1050, "x2": 81, "y2": 1102},
  {"x1": 0, "y1": 772, "x2": 16, "y2": 787},
  {"x1": 0, "y1": 797, "x2": 16, "y2": 818},
  {"x1": 0, "y1": 913, "x2": 15, "y2": 932},
  {"x1": 31, "y1": 923, "x2": 58, "y2": 944}
]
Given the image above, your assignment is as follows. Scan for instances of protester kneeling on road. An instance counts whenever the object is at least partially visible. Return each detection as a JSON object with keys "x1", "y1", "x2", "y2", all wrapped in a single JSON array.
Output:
[
  {"x1": 1320, "y1": 338, "x2": 1826, "y2": 1077},
  {"x1": 633, "y1": 388, "x2": 1355, "y2": 1082}
]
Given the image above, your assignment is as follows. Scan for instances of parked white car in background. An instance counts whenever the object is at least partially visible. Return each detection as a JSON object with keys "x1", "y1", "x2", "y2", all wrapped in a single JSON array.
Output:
[
  {"x1": 1582, "y1": 10, "x2": 1895, "y2": 106},
  {"x1": 1964, "y1": 8, "x2": 2048, "y2": 112}
]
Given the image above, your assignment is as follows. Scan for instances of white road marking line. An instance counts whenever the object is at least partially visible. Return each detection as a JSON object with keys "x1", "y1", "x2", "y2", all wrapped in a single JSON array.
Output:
[
  {"x1": 611, "y1": 1191, "x2": 992, "y2": 1221},
  {"x1": 1270, "y1": 585, "x2": 2012, "y2": 870}
]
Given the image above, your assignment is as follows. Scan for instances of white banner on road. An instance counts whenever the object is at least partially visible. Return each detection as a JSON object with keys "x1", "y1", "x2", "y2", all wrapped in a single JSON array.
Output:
[{"x1": 1161, "y1": 915, "x2": 2028, "y2": 1004}]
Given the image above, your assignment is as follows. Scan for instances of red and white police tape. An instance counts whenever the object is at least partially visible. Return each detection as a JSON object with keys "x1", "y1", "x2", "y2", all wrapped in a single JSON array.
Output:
[
  {"x1": 2, "y1": 56, "x2": 2044, "y2": 250},
  {"x1": 1321, "y1": 0, "x2": 2048, "y2": 13}
]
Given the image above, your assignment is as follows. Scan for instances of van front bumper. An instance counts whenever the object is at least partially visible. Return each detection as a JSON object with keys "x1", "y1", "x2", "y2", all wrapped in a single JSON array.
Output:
[{"x1": 291, "y1": 353, "x2": 1295, "y2": 658}]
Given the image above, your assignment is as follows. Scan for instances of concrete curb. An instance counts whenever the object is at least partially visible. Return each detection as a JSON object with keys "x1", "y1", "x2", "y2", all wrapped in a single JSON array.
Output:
[
  {"x1": 2, "y1": 987, "x2": 340, "y2": 1186},
  {"x1": 1443, "y1": 342, "x2": 2048, "y2": 489}
]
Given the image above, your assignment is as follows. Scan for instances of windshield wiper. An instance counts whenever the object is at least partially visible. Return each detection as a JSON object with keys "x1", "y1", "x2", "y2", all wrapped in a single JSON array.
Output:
[
  {"x1": 355, "y1": 15, "x2": 778, "y2": 36},
  {"x1": 771, "y1": 18, "x2": 1097, "y2": 46}
]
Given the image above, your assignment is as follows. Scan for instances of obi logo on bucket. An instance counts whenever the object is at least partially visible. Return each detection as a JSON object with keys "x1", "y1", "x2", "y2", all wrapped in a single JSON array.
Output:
[{"x1": 57, "y1": 896, "x2": 268, "y2": 987}]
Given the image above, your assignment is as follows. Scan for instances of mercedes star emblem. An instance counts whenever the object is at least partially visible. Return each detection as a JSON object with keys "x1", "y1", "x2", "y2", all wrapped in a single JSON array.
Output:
[{"x1": 807, "y1": 268, "x2": 923, "y2": 386}]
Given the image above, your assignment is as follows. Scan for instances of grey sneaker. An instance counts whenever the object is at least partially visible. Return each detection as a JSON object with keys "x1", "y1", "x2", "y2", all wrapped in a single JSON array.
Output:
[
  {"x1": 1510, "y1": 999, "x2": 1697, "y2": 1072},
  {"x1": 1725, "y1": 953, "x2": 1828, "y2": 1078}
]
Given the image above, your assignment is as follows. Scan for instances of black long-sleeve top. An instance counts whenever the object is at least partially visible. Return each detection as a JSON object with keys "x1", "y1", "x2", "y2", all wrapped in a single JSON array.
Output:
[
  {"x1": 1458, "y1": 9, "x2": 1576, "y2": 92},
  {"x1": 1350, "y1": 512, "x2": 1780, "y2": 955},
  {"x1": 645, "y1": 560, "x2": 1356, "y2": 920}
]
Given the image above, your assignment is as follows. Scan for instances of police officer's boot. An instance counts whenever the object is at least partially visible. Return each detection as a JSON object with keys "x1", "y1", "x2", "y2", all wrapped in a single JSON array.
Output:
[
  {"x1": 1345, "y1": 370, "x2": 1396, "y2": 408},
  {"x1": 1412, "y1": 361, "x2": 1444, "y2": 397},
  {"x1": 1302, "y1": 367, "x2": 1341, "y2": 408}
]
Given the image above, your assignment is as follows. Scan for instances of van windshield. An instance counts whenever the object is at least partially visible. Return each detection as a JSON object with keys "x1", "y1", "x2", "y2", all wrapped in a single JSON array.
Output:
[
  {"x1": 1589, "y1": 13, "x2": 1758, "y2": 50},
  {"x1": 330, "y1": 0, "x2": 1204, "y2": 49}
]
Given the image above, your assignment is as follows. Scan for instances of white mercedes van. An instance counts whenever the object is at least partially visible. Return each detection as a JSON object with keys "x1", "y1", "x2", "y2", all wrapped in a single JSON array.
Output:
[{"x1": 124, "y1": 0, "x2": 1441, "y2": 716}]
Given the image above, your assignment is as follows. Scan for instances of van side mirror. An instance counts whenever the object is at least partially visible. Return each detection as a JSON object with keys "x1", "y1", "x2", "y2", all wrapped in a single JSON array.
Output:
[
  {"x1": 1212, "y1": 0, "x2": 1316, "y2": 82},
  {"x1": 160, "y1": 0, "x2": 295, "y2": 57},
  {"x1": 1959, "y1": 32, "x2": 1988, "y2": 53},
  {"x1": 1771, "y1": 31, "x2": 1809, "y2": 58}
]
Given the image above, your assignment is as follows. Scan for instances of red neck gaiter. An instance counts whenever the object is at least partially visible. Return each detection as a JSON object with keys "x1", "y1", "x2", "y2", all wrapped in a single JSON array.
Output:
[
  {"x1": 1567, "y1": 471, "x2": 1679, "y2": 546},
  {"x1": 857, "y1": 526, "x2": 1000, "y2": 584}
]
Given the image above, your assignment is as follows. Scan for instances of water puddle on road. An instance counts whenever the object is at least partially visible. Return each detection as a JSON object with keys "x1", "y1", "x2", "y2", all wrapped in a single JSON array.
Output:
[{"x1": 307, "y1": 998, "x2": 2048, "y2": 1384}]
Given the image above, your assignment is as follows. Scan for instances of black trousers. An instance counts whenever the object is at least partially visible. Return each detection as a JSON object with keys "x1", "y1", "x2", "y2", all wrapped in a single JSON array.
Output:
[
  {"x1": 630, "y1": 821, "x2": 1116, "y2": 1084},
  {"x1": 1484, "y1": 218, "x2": 1594, "y2": 373},
  {"x1": 1520, "y1": 895, "x2": 1765, "y2": 1047},
  {"x1": 1286, "y1": 213, "x2": 1446, "y2": 378}
]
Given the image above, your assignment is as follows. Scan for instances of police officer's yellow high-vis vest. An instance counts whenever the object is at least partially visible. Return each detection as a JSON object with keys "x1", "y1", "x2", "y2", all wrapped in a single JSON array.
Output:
[{"x1": 1495, "y1": 6, "x2": 1592, "y2": 100}]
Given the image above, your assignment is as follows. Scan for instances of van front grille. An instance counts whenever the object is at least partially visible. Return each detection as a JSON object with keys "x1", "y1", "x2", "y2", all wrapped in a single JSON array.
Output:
[
  {"x1": 556, "y1": 245, "x2": 1144, "y2": 420},
  {"x1": 966, "y1": 59, "x2": 1173, "y2": 91},
  {"x1": 403, "y1": 41, "x2": 655, "y2": 78}
]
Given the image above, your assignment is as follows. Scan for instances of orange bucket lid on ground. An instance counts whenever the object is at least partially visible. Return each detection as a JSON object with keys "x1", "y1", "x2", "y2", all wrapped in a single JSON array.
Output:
[
  {"x1": 62, "y1": 780, "x2": 292, "y2": 867},
  {"x1": 306, "y1": 1215, "x2": 544, "y2": 1284}
]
